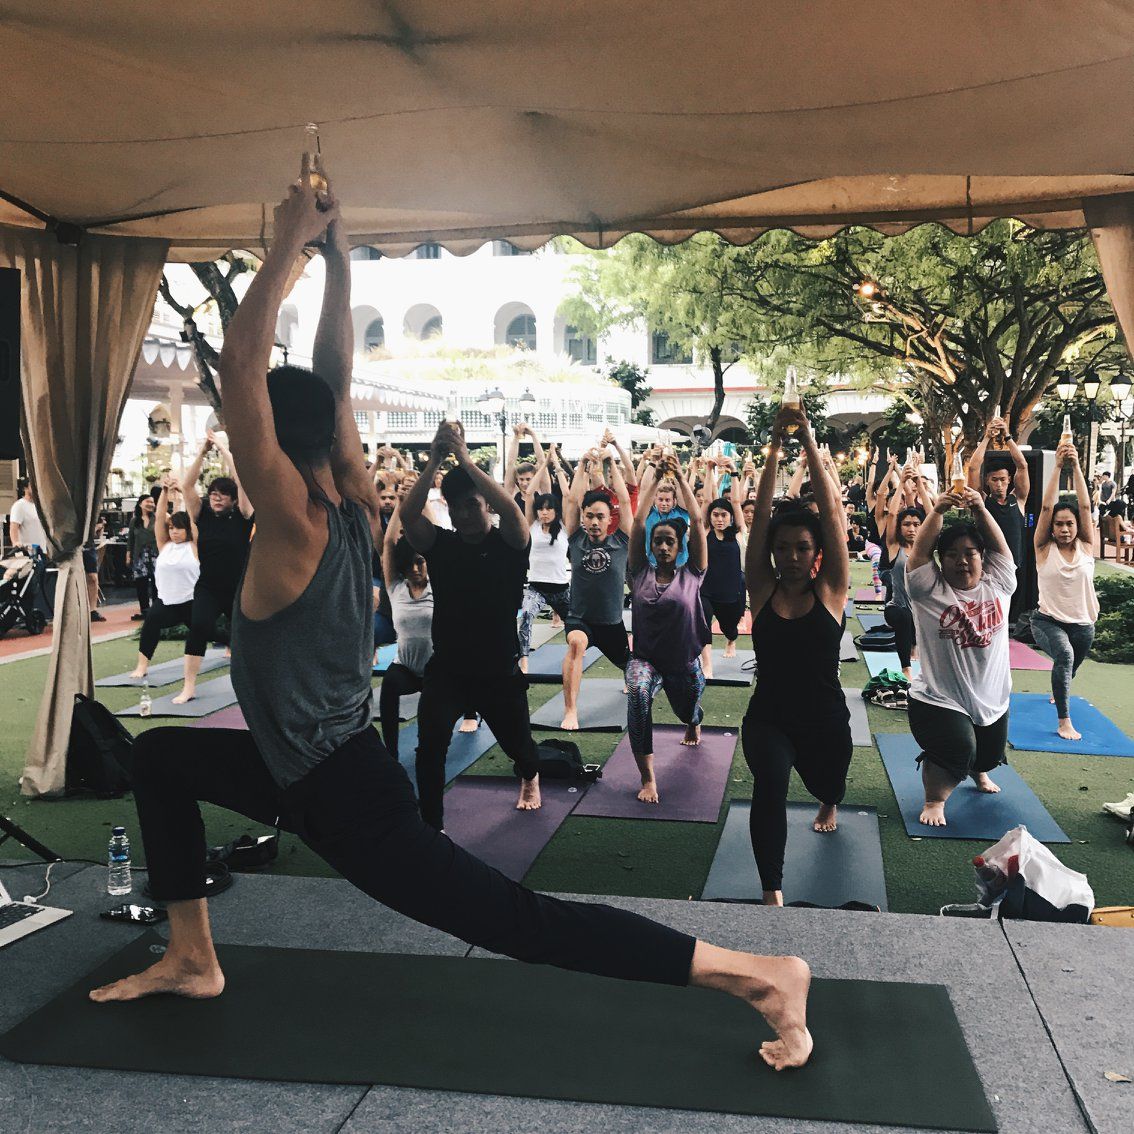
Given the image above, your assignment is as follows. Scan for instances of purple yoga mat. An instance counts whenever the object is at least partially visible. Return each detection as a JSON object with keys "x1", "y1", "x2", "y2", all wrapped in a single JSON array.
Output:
[
  {"x1": 1009, "y1": 639, "x2": 1053, "y2": 671},
  {"x1": 573, "y1": 725, "x2": 737, "y2": 822},
  {"x1": 441, "y1": 777, "x2": 588, "y2": 881},
  {"x1": 191, "y1": 705, "x2": 248, "y2": 730}
]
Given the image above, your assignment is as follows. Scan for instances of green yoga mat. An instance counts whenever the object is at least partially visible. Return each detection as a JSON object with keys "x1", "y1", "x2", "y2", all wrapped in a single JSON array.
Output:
[{"x1": 1, "y1": 935, "x2": 995, "y2": 1131}]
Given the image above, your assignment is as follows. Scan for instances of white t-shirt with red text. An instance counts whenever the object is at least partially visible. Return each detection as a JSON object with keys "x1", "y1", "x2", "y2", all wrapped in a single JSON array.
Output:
[{"x1": 907, "y1": 549, "x2": 1017, "y2": 725}]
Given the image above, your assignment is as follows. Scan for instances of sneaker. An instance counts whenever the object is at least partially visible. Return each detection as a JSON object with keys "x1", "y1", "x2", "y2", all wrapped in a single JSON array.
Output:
[
  {"x1": 1102, "y1": 792, "x2": 1134, "y2": 820},
  {"x1": 90, "y1": 611, "x2": 107, "y2": 622}
]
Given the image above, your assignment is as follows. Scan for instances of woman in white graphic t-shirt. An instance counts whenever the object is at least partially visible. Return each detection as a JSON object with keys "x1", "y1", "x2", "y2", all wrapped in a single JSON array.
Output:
[{"x1": 904, "y1": 485, "x2": 1017, "y2": 828}]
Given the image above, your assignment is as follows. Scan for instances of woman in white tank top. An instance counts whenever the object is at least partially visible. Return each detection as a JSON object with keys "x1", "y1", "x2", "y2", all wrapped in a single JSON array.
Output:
[
  {"x1": 1031, "y1": 441, "x2": 1099, "y2": 741},
  {"x1": 518, "y1": 491, "x2": 570, "y2": 672},
  {"x1": 130, "y1": 477, "x2": 201, "y2": 679}
]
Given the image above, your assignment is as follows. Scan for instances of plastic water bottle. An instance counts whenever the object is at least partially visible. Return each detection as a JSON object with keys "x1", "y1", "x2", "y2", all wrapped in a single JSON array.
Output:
[
  {"x1": 139, "y1": 678, "x2": 152, "y2": 718},
  {"x1": 108, "y1": 826, "x2": 132, "y2": 896}
]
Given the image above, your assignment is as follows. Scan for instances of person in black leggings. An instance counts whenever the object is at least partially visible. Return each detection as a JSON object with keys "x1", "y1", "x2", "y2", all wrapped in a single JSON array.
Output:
[
  {"x1": 90, "y1": 168, "x2": 813, "y2": 1071},
  {"x1": 742, "y1": 401, "x2": 853, "y2": 907},
  {"x1": 126, "y1": 491, "x2": 158, "y2": 620},
  {"x1": 176, "y1": 430, "x2": 254, "y2": 704},
  {"x1": 700, "y1": 487, "x2": 748, "y2": 678}
]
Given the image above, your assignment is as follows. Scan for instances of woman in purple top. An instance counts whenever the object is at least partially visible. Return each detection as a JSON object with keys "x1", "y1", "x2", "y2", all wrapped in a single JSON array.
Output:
[{"x1": 626, "y1": 453, "x2": 710, "y2": 805}]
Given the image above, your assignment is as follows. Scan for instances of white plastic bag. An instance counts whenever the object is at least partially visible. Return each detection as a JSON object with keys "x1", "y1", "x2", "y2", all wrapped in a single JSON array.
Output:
[{"x1": 982, "y1": 825, "x2": 1094, "y2": 913}]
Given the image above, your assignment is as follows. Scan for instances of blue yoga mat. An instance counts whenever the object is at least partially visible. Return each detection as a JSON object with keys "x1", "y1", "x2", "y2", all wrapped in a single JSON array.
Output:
[
  {"x1": 876, "y1": 732, "x2": 1069, "y2": 843},
  {"x1": 1008, "y1": 693, "x2": 1134, "y2": 757},
  {"x1": 372, "y1": 643, "x2": 398, "y2": 674},
  {"x1": 864, "y1": 651, "x2": 919, "y2": 678},
  {"x1": 394, "y1": 720, "x2": 498, "y2": 795}
]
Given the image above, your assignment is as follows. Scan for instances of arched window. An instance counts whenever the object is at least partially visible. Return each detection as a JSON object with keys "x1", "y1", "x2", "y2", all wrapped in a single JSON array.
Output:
[
  {"x1": 414, "y1": 243, "x2": 441, "y2": 260},
  {"x1": 364, "y1": 317, "x2": 385, "y2": 350},
  {"x1": 421, "y1": 314, "x2": 443, "y2": 339},
  {"x1": 565, "y1": 324, "x2": 597, "y2": 365},
  {"x1": 506, "y1": 314, "x2": 537, "y2": 350},
  {"x1": 350, "y1": 246, "x2": 382, "y2": 261}
]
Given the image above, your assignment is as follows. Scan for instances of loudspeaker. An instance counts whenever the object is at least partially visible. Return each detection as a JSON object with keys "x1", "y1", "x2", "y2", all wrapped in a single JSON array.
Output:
[{"x1": 0, "y1": 267, "x2": 20, "y2": 460}]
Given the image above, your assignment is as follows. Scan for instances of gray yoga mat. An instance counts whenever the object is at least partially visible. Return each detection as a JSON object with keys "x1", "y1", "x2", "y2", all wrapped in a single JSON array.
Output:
[
  {"x1": 97, "y1": 647, "x2": 228, "y2": 688},
  {"x1": 572, "y1": 725, "x2": 737, "y2": 822},
  {"x1": 525, "y1": 642, "x2": 601, "y2": 683},
  {"x1": 116, "y1": 674, "x2": 238, "y2": 718},
  {"x1": 842, "y1": 688, "x2": 872, "y2": 747},
  {"x1": 703, "y1": 650, "x2": 756, "y2": 687},
  {"x1": 530, "y1": 679, "x2": 627, "y2": 731},
  {"x1": 0, "y1": 933, "x2": 995, "y2": 1131},
  {"x1": 441, "y1": 777, "x2": 589, "y2": 881},
  {"x1": 857, "y1": 612, "x2": 887, "y2": 631},
  {"x1": 839, "y1": 631, "x2": 858, "y2": 662},
  {"x1": 702, "y1": 801, "x2": 890, "y2": 911}
]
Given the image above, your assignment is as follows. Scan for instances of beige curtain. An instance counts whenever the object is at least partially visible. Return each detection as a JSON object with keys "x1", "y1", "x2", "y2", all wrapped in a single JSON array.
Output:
[
  {"x1": 0, "y1": 229, "x2": 167, "y2": 796},
  {"x1": 1086, "y1": 194, "x2": 1134, "y2": 361}
]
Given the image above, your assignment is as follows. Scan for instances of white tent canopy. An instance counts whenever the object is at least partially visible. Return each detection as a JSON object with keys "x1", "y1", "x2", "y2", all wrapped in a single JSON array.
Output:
[{"x1": 2, "y1": 2, "x2": 1134, "y2": 259}]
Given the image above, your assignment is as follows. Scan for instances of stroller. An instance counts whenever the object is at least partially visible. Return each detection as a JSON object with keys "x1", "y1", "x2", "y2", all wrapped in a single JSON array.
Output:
[{"x1": 0, "y1": 546, "x2": 49, "y2": 637}]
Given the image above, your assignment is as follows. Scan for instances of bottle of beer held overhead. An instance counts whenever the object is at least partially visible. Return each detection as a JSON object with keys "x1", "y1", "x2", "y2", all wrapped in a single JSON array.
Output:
[{"x1": 782, "y1": 367, "x2": 801, "y2": 434}]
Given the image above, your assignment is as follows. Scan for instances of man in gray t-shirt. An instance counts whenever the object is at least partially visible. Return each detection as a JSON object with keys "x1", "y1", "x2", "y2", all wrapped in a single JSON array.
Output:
[{"x1": 560, "y1": 449, "x2": 634, "y2": 729}]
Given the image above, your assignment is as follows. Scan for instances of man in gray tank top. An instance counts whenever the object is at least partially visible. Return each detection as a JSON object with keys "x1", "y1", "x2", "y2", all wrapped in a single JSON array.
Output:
[{"x1": 89, "y1": 160, "x2": 815, "y2": 1076}]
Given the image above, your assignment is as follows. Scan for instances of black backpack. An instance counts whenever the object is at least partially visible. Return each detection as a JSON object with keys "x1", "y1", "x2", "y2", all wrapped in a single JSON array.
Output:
[
  {"x1": 532, "y1": 739, "x2": 602, "y2": 783},
  {"x1": 65, "y1": 693, "x2": 134, "y2": 798},
  {"x1": 854, "y1": 625, "x2": 896, "y2": 651}
]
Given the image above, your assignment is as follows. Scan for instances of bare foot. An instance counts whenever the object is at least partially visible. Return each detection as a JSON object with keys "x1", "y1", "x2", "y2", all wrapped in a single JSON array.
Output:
[
  {"x1": 637, "y1": 779, "x2": 660, "y2": 804},
  {"x1": 171, "y1": 688, "x2": 195, "y2": 705},
  {"x1": 702, "y1": 666, "x2": 714, "y2": 680},
  {"x1": 974, "y1": 772, "x2": 1001, "y2": 794},
  {"x1": 519, "y1": 656, "x2": 529, "y2": 674},
  {"x1": 128, "y1": 668, "x2": 148, "y2": 679},
  {"x1": 516, "y1": 776, "x2": 542, "y2": 811},
  {"x1": 1049, "y1": 695, "x2": 1056, "y2": 704},
  {"x1": 458, "y1": 717, "x2": 479, "y2": 734},
  {"x1": 551, "y1": 614, "x2": 563, "y2": 628},
  {"x1": 919, "y1": 801, "x2": 947, "y2": 826},
  {"x1": 681, "y1": 724, "x2": 701, "y2": 746},
  {"x1": 560, "y1": 710, "x2": 579, "y2": 731},
  {"x1": 763, "y1": 889, "x2": 784, "y2": 907},
  {"x1": 812, "y1": 803, "x2": 837, "y2": 833},
  {"x1": 89, "y1": 954, "x2": 224, "y2": 1003},
  {"x1": 723, "y1": 642, "x2": 737, "y2": 659},
  {"x1": 746, "y1": 956, "x2": 813, "y2": 1070},
  {"x1": 1057, "y1": 719, "x2": 1082, "y2": 741}
]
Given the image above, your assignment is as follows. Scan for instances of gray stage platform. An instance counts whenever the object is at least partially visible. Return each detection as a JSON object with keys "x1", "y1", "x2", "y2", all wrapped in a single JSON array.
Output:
[{"x1": 0, "y1": 865, "x2": 1113, "y2": 1133}]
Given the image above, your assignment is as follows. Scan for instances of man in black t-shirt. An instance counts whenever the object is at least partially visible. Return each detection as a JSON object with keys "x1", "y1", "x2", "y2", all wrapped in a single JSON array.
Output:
[{"x1": 401, "y1": 421, "x2": 541, "y2": 830}]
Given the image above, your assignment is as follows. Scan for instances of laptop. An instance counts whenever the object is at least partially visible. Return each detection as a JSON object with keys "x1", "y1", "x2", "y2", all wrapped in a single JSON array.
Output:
[{"x1": 0, "y1": 874, "x2": 72, "y2": 948}]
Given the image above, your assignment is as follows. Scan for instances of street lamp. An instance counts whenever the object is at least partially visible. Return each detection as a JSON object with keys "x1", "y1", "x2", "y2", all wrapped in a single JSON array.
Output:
[
  {"x1": 1110, "y1": 369, "x2": 1133, "y2": 491},
  {"x1": 1055, "y1": 370, "x2": 1078, "y2": 404},
  {"x1": 476, "y1": 386, "x2": 508, "y2": 480},
  {"x1": 1083, "y1": 370, "x2": 1102, "y2": 474},
  {"x1": 519, "y1": 386, "x2": 537, "y2": 416}
]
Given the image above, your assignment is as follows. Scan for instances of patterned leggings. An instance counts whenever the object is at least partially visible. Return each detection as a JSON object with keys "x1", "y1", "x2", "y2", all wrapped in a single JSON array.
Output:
[
  {"x1": 625, "y1": 656, "x2": 705, "y2": 756},
  {"x1": 518, "y1": 584, "x2": 571, "y2": 656}
]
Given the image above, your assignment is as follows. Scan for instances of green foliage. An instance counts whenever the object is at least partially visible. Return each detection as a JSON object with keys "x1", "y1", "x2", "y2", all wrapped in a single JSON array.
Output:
[
  {"x1": 872, "y1": 401, "x2": 924, "y2": 458},
  {"x1": 1029, "y1": 392, "x2": 1116, "y2": 451},
  {"x1": 1086, "y1": 576, "x2": 1134, "y2": 662},
  {"x1": 745, "y1": 383, "x2": 840, "y2": 462},
  {"x1": 605, "y1": 359, "x2": 652, "y2": 409}
]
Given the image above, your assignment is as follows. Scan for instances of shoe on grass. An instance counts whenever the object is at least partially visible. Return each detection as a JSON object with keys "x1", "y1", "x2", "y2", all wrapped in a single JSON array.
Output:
[{"x1": 1102, "y1": 792, "x2": 1134, "y2": 820}]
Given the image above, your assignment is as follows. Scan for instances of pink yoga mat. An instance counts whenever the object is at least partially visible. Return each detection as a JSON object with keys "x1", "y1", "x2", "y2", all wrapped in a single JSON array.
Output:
[
  {"x1": 572, "y1": 725, "x2": 738, "y2": 822},
  {"x1": 442, "y1": 777, "x2": 588, "y2": 881},
  {"x1": 853, "y1": 587, "x2": 885, "y2": 605},
  {"x1": 1009, "y1": 640, "x2": 1053, "y2": 671},
  {"x1": 191, "y1": 705, "x2": 248, "y2": 730}
]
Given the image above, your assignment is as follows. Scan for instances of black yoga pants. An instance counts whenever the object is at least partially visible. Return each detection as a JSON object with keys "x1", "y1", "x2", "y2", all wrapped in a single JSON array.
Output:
[
  {"x1": 130, "y1": 723, "x2": 695, "y2": 987},
  {"x1": 378, "y1": 662, "x2": 423, "y2": 761},
  {"x1": 134, "y1": 575, "x2": 156, "y2": 613},
  {"x1": 742, "y1": 710, "x2": 853, "y2": 893},
  {"x1": 415, "y1": 663, "x2": 541, "y2": 831},
  {"x1": 701, "y1": 596, "x2": 746, "y2": 642},
  {"x1": 908, "y1": 697, "x2": 1008, "y2": 783},
  {"x1": 185, "y1": 581, "x2": 237, "y2": 657},
  {"x1": 565, "y1": 619, "x2": 630, "y2": 670},
  {"x1": 884, "y1": 603, "x2": 916, "y2": 669},
  {"x1": 139, "y1": 599, "x2": 195, "y2": 660}
]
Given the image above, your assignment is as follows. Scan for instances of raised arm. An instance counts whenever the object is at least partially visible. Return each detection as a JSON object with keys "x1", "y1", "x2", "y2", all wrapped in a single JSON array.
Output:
[
  {"x1": 908, "y1": 490, "x2": 957, "y2": 572},
  {"x1": 522, "y1": 423, "x2": 546, "y2": 466},
  {"x1": 965, "y1": 487, "x2": 1012, "y2": 560},
  {"x1": 400, "y1": 429, "x2": 447, "y2": 553},
  {"x1": 547, "y1": 443, "x2": 569, "y2": 497},
  {"x1": 154, "y1": 479, "x2": 173, "y2": 552},
  {"x1": 451, "y1": 425, "x2": 530, "y2": 550},
  {"x1": 313, "y1": 211, "x2": 382, "y2": 534},
  {"x1": 864, "y1": 451, "x2": 880, "y2": 512},
  {"x1": 669, "y1": 458, "x2": 707, "y2": 571},
  {"x1": 967, "y1": 425, "x2": 992, "y2": 492},
  {"x1": 607, "y1": 444, "x2": 634, "y2": 536},
  {"x1": 180, "y1": 437, "x2": 211, "y2": 521},
  {"x1": 563, "y1": 452, "x2": 590, "y2": 536},
  {"x1": 796, "y1": 414, "x2": 850, "y2": 604},
  {"x1": 217, "y1": 157, "x2": 334, "y2": 534},
  {"x1": 604, "y1": 431, "x2": 637, "y2": 489},
  {"x1": 629, "y1": 461, "x2": 659, "y2": 575},
  {"x1": 1006, "y1": 434, "x2": 1030, "y2": 507},
  {"x1": 381, "y1": 504, "x2": 404, "y2": 588},
  {"x1": 207, "y1": 429, "x2": 254, "y2": 519},
  {"x1": 785, "y1": 454, "x2": 807, "y2": 500},
  {"x1": 745, "y1": 439, "x2": 782, "y2": 603},
  {"x1": 727, "y1": 462, "x2": 748, "y2": 534},
  {"x1": 503, "y1": 424, "x2": 523, "y2": 496}
]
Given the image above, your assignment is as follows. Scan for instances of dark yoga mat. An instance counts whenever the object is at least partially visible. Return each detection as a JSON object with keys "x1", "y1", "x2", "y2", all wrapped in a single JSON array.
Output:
[
  {"x1": 530, "y1": 678, "x2": 627, "y2": 731},
  {"x1": 703, "y1": 650, "x2": 756, "y2": 687},
  {"x1": 525, "y1": 642, "x2": 601, "y2": 683},
  {"x1": 116, "y1": 674, "x2": 238, "y2": 718},
  {"x1": 0, "y1": 934, "x2": 996, "y2": 1132},
  {"x1": 1008, "y1": 692, "x2": 1134, "y2": 757},
  {"x1": 702, "y1": 801, "x2": 889, "y2": 911},
  {"x1": 856, "y1": 612, "x2": 887, "y2": 631},
  {"x1": 97, "y1": 647, "x2": 228, "y2": 688},
  {"x1": 573, "y1": 725, "x2": 737, "y2": 822},
  {"x1": 442, "y1": 777, "x2": 589, "y2": 881},
  {"x1": 876, "y1": 731, "x2": 1069, "y2": 843},
  {"x1": 395, "y1": 719, "x2": 497, "y2": 794}
]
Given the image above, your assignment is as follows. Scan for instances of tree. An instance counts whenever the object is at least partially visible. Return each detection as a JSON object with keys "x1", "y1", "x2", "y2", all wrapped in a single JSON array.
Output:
[
  {"x1": 1027, "y1": 392, "x2": 1116, "y2": 453},
  {"x1": 603, "y1": 359, "x2": 655, "y2": 425},
  {"x1": 562, "y1": 223, "x2": 1123, "y2": 467}
]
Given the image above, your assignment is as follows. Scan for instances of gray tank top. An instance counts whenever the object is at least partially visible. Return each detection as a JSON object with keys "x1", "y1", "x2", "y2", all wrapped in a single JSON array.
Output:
[
  {"x1": 231, "y1": 497, "x2": 374, "y2": 788},
  {"x1": 890, "y1": 546, "x2": 911, "y2": 610}
]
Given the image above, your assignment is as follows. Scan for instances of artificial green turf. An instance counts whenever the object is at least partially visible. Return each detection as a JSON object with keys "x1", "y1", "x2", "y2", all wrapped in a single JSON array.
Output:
[{"x1": 3, "y1": 564, "x2": 1133, "y2": 914}]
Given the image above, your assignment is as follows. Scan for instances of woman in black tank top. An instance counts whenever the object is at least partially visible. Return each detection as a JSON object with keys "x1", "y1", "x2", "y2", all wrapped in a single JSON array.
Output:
[{"x1": 743, "y1": 403, "x2": 854, "y2": 907}]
